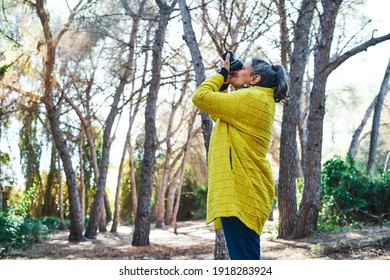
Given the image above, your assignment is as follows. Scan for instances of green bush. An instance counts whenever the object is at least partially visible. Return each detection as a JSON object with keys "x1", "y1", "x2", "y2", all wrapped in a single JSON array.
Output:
[
  {"x1": 40, "y1": 216, "x2": 70, "y2": 231},
  {"x1": 40, "y1": 216, "x2": 62, "y2": 231},
  {"x1": 17, "y1": 218, "x2": 49, "y2": 248},
  {"x1": 319, "y1": 156, "x2": 390, "y2": 230},
  {"x1": 0, "y1": 215, "x2": 50, "y2": 258},
  {"x1": 192, "y1": 185, "x2": 208, "y2": 220},
  {"x1": 177, "y1": 176, "x2": 207, "y2": 221},
  {"x1": 0, "y1": 187, "x2": 50, "y2": 258}
]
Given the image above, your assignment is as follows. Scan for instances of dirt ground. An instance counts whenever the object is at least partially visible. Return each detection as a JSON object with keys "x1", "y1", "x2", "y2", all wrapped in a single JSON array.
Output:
[{"x1": 8, "y1": 219, "x2": 390, "y2": 260}]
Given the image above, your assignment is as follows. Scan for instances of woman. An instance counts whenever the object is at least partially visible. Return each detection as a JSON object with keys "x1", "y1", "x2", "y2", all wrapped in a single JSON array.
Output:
[{"x1": 192, "y1": 53, "x2": 289, "y2": 260}]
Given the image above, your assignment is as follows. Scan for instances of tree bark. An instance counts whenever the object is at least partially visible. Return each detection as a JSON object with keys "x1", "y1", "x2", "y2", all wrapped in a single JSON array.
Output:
[
  {"x1": 293, "y1": 1, "x2": 390, "y2": 239},
  {"x1": 154, "y1": 96, "x2": 182, "y2": 228},
  {"x1": 64, "y1": 84, "x2": 112, "y2": 233},
  {"x1": 84, "y1": 0, "x2": 147, "y2": 237},
  {"x1": 111, "y1": 91, "x2": 142, "y2": 232},
  {"x1": 78, "y1": 129, "x2": 86, "y2": 228},
  {"x1": 170, "y1": 131, "x2": 200, "y2": 230},
  {"x1": 293, "y1": 0, "x2": 342, "y2": 239},
  {"x1": 178, "y1": 0, "x2": 228, "y2": 259},
  {"x1": 366, "y1": 59, "x2": 390, "y2": 173},
  {"x1": 57, "y1": 152, "x2": 65, "y2": 230},
  {"x1": 0, "y1": 123, "x2": 2, "y2": 214},
  {"x1": 129, "y1": 143, "x2": 138, "y2": 220},
  {"x1": 278, "y1": 0, "x2": 317, "y2": 239},
  {"x1": 0, "y1": 186, "x2": 3, "y2": 215},
  {"x1": 111, "y1": 126, "x2": 130, "y2": 233},
  {"x1": 128, "y1": 24, "x2": 153, "y2": 223},
  {"x1": 35, "y1": 0, "x2": 85, "y2": 241},
  {"x1": 275, "y1": 0, "x2": 290, "y2": 69},
  {"x1": 348, "y1": 96, "x2": 378, "y2": 158},
  {"x1": 20, "y1": 103, "x2": 42, "y2": 195},
  {"x1": 132, "y1": 0, "x2": 177, "y2": 246},
  {"x1": 165, "y1": 160, "x2": 181, "y2": 225},
  {"x1": 178, "y1": 0, "x2": 212, "y2": 153},
  {"x1": 384, "y1": 152, "x2": 390, "y2": 173},
  {"x1": 172, "y1": 109, "x2": 198, "y2": 233},
  {"x1": 41, "y1": 141, "x2": 57, "y2": 217},
  {"x1": 84, "y1": 56, "x2": 130, "y2": 238}
]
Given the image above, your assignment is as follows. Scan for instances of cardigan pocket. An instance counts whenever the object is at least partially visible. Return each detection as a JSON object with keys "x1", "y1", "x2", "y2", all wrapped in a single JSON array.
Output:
[{"x1": 229, "y1": 146, "x2": 233, "y2": 170}]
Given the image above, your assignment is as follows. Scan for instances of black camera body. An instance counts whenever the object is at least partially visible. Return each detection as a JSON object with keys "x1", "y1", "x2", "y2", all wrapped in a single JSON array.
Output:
[{"x1": 222, "y1": 51, "x2": 243, "y2": 72}]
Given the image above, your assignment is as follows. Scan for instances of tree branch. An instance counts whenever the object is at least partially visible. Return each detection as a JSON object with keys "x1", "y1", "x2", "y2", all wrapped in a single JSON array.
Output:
[
  {"x1": 53, "y1": 0, "x2": 85, "y2": 48},
  {"x1": 326, "y1": 32, "x2": 390, "y2": 76}
]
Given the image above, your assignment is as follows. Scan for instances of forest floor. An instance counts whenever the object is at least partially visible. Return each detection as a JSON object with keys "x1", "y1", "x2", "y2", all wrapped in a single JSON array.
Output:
[{"x1": 8, "y1": 218, "x2": 390, "y2": 260}]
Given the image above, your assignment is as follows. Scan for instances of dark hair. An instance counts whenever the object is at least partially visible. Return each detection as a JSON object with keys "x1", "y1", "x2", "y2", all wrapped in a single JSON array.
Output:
[{"x1": 251, "y1": 57, "x2": 289, "y2": 103}]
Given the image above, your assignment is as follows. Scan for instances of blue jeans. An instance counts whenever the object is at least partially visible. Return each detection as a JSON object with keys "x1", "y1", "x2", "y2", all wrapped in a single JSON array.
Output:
[{"x1": 221, "y1": 217, "x2": 260, "y2": 260}]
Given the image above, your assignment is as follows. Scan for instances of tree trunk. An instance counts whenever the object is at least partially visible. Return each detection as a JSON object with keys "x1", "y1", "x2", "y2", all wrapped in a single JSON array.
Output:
[
  {"x1": 348, "y1": 95, "x2": 378, "y2": 158},
  {"x1": 65, "y1": 86, "x2": 111, "y2": 234},
  {"x1": 292, "y1": 1, "x2": 390, "y2": 239},
  {"x1": 366, "y1": 59, "x2": 390, "y2": 173},
  {"x1": 294, "y1": 79, "x2": 328, "y2": 238},
  {"x1": 172, "y1": 110, "x2": 198, "y2": 233},
  {"x1": 0, "y1": 186, "x2": 3, "y2": 215},
  {"x1": 178, "y1": 0, "x2": 225, "y2": 259},
  {"x1": 110, "y1": 128, "x2": 131, "y2": 232},
  {"x1": 111, "y1": 96, "x2": 141, "y2": 232},
  {"x1": 298, "y1": 84, "x2": 311, "y2": 175},
  {"x1": 84, "y1": 74, "x2": 126, "y2": 237},
  {"x1": 214, "y1": 229, "x2": 229, "y2": 260},
  {"x1": 35, "y1": 0, "x2": 85, "y2": 241},
  {"x1": 384, "y1": 152, "x2": 390, "y2": 173},
  {"x1": 85, "y1": 0, "x2": 147, "y2": 239},
  {"x1": 171, "y1": 133, "x2": 198, "y2": 233},
  {"x1": 0, "y1": 124, "x2": 2, "y2": 215},
  {"x1": 293, "y1": 0, "x2": 342, "y2": 239},
  {"x1": 155, "y1": 74, "x2": 187, "y2": 228},
  {"x1": 278, "y1": 0, "x2": 317, "y2": 239},
  {"x1": 41, "y1": 141, "x2": 57, "y2": 217},
  {"x1": 127, "y1": 18, "x2": 153, "y2": 223},
  {"x1": 79, "y1": 129, "x2": 86, "y2": 228},
  {"x1": 21, "y1": 104, "x2": 42, "y2": 194},
  {"x1": 57, "y1": 152, "x2": 65, "y2": 230},
  {"x1": 111, "y1": 128, "x2": 130, "y2": 233},
  {"x1": 275, "y1": 0, "x2": 290, "y2": 69},
  {"x1": 154, "y1": 106, "x2": 176, "y2": 228},
  {"x1": 165, "y1": 168, "x2": 179, "y2": 226},
  {"x1": 129, "y1": 143, "x2": 138, "y2": 220},
  {"x1": 108, "y1": 0, "x2": 147, "y2": 233},
  {"x1": 177, "y1": 0, "x2": 211, "y2": 150},
  {"x1": 99, "y1": 197, "x2": 107, "y2": 232},
  {"x1": 165, "y1": 148, "x2": 188, "y2": 225},
  {"x1": 171, "y1": 162, "x2": 185, "y2": 234},
  {"x1": 132, "y1": 0, "x2": 176, "y2": 246}
]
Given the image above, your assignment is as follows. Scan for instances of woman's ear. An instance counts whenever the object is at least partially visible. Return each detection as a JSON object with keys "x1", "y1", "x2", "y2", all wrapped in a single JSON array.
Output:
[{"x1": 250, "y1": 75, "x2": 261, "y2": 85}]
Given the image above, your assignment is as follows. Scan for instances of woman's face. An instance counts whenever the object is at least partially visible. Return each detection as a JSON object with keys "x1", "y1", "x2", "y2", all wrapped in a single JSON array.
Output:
[{"x1": 229, "y1": 60, "x2": 258, "y2": 89}]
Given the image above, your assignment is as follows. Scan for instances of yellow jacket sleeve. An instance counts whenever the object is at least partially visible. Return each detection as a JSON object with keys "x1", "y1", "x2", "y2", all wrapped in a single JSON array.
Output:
[{"x1": 192, "y1": 73, "x2": 273, "y2": 136}]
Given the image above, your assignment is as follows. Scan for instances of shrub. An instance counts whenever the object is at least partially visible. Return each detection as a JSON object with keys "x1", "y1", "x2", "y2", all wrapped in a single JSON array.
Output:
[
  {"x1": 319, "y1": 156, "x2": 390, "y2": 230},
  {"x1": 0, "y1": 187, "x2": 49, "y2": 258},
  {"x1": 40, "y1": 216, "x2": 70, "y2": 231},
  {"x1": 177, "y1": 176, "x2": 207, "y2": 221},
  {"x1": 0, "y1": 215, "x2": 50, "y2": 258},
  {"x1": 17, "y1": 218, "x2": 49, "y2": 248}
]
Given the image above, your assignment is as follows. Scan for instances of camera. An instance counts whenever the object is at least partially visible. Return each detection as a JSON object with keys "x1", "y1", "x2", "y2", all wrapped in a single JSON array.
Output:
[{"x1": 222, "y1": 51, "x2": 243, "y2": 73}]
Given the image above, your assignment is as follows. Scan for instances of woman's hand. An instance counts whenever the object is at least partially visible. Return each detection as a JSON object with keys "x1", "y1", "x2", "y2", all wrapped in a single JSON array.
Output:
[
  {"x1": 220, "y1": 53, "x2": 232, "y2": 84},
  {"x1": 222, "y1": 52, "x2": 231, "y2": 73}
]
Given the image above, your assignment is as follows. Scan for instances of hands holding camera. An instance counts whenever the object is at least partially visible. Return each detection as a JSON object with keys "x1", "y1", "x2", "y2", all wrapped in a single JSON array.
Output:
[
  {"x1": 221, "y1": 52, "x2": 232, "y2": 73},
  {"x1": 220, "y1": 51, "x2": 244, "y2": 85},
  {"x1": 221, "y1": 51, "x2": 243, "y2": 71}
]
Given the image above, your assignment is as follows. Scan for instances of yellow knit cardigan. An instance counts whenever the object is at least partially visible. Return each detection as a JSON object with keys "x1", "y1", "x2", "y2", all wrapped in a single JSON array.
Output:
[{"x1": 192, "y1": 73, "x2": 275, "y2": 235}]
